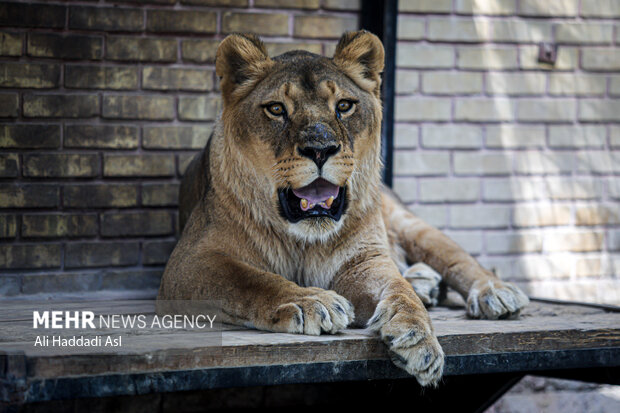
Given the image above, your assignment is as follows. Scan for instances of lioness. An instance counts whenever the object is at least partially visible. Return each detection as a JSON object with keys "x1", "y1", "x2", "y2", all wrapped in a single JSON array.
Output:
[{"x1": 158, "y1": 31, "x2": 529, "y2": 386}]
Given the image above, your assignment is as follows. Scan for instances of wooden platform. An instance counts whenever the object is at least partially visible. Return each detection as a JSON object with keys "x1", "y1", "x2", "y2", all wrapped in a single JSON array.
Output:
[{"x1": 1, "y1": 298, "x2": 619, "y2": 406}]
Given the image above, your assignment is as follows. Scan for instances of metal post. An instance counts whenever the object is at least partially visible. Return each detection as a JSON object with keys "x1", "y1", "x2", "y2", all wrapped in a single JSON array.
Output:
[{"x1": 360, "y1": 0, "x2": 397, "y2": 187}]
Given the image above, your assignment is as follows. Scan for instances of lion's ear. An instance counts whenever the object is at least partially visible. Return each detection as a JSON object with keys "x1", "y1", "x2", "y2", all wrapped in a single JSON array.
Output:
[
  {"x1": 333, "y1": 30, "x2": 385, "y2": 96},
  {"x1": 216, "y1": 33, "x2": 273, "y2": 104}
]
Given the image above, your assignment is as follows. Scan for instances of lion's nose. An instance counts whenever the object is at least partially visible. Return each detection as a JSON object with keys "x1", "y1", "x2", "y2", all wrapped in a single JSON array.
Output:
[{"x1": 298, "y1": 144, "x2": 341, "y2": 169}]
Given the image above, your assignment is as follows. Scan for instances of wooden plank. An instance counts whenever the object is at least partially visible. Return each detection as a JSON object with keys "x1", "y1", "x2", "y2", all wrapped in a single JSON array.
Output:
[
  {"x1": 5, "y1": 311, "x2": 616, "y2": 356},
  {"x1": 0, "y1": 300, "x2": 610, "y2": 342},
  {"x1": 1, "y1": 299, "x2": 619, "y2": 404},
  {"x1": 0, "y1": 300, "x2": 618, "y2": 380}
]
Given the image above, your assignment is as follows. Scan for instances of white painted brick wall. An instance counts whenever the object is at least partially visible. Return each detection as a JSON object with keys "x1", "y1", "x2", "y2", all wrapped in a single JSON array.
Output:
[
  {"x1": 519, "y1": 0, "x2": 579, "y2": 17},
  {"x1": 548, "y1": 125, "x2": 606, "y2": 148},
  {"x1": 458, "y1": 46, "x2": 519, "y2": 69},
  {"x1": 486, "y1": 72, "x2": 546, "y2": 95},
  {"x1": 581, "y1": 48, "x2": 620, "y2": 70},
  {"x1": 421, "y1": 71, "x2": 483, "y2": 94},
  {"x1": 548, "y1": 74, "x2": 607, "y2": 96},
  {"x1": 581, "y1": 0, "x2": 620, "y2": 17},
  {"x1": 394, "y1": 0, "x2": 620, "y2": 305},
  {"x1": 421, "y1": 124, "x2": 483, "y2": 148},
  {"x1": 455, "y1": 0, "x2": 517, "y2": 16},
  {"x1": 485, "y1": 125, "x2": 546, "y2": 148},
  {"x1": 418, "y1": 177, "x2": 480, "y2": 203}
]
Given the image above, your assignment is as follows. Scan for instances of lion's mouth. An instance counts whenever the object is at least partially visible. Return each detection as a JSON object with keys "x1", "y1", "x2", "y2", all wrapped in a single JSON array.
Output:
[{"x1": 278, "y1": 178, "x2": 347, "y2": 223}]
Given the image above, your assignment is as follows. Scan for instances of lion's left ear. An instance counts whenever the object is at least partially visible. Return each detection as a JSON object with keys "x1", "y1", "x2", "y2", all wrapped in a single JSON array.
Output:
[
  {"x1": 333, "y1": 30, "x2": 385, "y2": 96},
  {"x1": 216, "y1": 33, "x2": 274, "y2": 105}
]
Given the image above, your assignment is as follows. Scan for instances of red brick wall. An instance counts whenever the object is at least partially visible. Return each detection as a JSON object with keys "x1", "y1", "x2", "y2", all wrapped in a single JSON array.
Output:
[{"x1": 0, "y1": 0, "x2": 360, "y2": 297}]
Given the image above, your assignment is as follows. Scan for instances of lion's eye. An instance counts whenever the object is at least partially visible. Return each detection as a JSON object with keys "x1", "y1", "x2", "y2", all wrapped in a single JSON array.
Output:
[
  {"x1": 336, "y1": 100, "x2": 353, "y2": 113},
  {"x1": 266, "y1": 103, "x2": 285, "y2": 117}
]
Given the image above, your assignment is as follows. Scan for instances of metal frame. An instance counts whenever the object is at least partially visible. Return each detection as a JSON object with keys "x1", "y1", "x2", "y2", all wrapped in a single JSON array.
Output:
[
  {"x1": 3, "y1": 347, "x2": 619, "y2": 405},
  {"x1": 361, "y1": 0, "x2": 397, "y2": 187}
]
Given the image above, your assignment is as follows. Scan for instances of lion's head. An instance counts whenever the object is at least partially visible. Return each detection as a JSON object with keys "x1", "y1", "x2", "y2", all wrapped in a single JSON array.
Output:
[{"x1": 214, "y1": 31, "x2": 384, "y2": 242}]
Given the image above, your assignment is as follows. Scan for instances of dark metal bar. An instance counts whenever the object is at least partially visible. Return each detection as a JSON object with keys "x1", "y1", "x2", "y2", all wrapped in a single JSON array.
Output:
[
  {"x1": 5, "y1": 348, "x2": 620, "y2": 404},
  {"x1": 360, "y1": 0, "x2": 397, "y2": 187}
]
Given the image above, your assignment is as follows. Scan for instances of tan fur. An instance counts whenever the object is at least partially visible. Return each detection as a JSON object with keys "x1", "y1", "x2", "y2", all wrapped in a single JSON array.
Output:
[{"x1": 158, "y1": 31, "x2": 528, "y2": 387}]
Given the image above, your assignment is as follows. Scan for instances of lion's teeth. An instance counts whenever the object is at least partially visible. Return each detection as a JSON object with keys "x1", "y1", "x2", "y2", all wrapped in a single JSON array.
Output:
[{"x1": 300, "y1": 197, "x2": 333, "y2": 211}]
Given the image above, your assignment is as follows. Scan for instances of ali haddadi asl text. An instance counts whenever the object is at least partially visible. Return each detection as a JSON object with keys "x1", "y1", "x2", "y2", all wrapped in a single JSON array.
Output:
[{"x1": 34, "y1": 335, "x2": 121, "y2": 347}]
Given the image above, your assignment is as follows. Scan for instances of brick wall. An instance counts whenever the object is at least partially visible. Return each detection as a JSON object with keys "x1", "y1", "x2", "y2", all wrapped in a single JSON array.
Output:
[
  {"x1": 0, "y1": 0, "x2": 359, "y2": 297},
  {"x1": 394, "y1": 0, "x2": 620, "y2": 304}
]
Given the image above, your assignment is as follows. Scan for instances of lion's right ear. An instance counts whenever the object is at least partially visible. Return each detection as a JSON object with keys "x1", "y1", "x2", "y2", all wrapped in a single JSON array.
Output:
[
  {"x1": 333, "y1": 30, "x2": 384, "y2": 97},
  {"x1": 216, "y1": 33, "x2": 273, "y2": 104}
]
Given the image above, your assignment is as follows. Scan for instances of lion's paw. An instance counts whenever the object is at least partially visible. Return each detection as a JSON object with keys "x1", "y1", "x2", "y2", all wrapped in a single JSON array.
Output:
[
  {"x1": 403, "y1": 263, "x2": 442, "y2": 307},
  {"x1": 467, "y1": 279, "x2": 529, "y2": 320},
  {"x1": 367, "y1": 294, "x2": 444, "y2": 387},
  {"x1": 271, "y1": 289, "x2": 354, "y2": 335}
]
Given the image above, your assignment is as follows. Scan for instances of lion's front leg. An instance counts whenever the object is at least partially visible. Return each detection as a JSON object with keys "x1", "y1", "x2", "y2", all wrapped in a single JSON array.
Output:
[
  {"x1": 265, "y1": 285, "x2": 355, "y2": 335},
  {"x1": 159, "y1": 251, "x2": 354, "y2": 335},
  {"x1": 332, "y1": 254, "x2": 444, "y2": 387},
  {"x1": 465, "y1": 278, "x2": 529, "y2": 320},
  {"x1": 381, "y1": 189, "x2": 529, "y2": 319},
  {"x1": 400, "y1": 219, "x2": 529, "y2": 319},
  {"x1": 404, "y1": 226, "x2": 528, "y2": 319}
]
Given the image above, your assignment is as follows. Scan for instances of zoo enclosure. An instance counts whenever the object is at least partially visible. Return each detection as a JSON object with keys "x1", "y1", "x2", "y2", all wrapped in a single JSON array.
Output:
[{"x1": 0, "y1": 0, "x2": 619, "y2": 307}]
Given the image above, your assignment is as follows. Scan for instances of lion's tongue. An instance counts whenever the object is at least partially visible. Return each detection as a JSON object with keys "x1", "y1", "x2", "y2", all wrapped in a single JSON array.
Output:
[{"x1": 292, "y1": 178, "x2": 339, "y2": 211}]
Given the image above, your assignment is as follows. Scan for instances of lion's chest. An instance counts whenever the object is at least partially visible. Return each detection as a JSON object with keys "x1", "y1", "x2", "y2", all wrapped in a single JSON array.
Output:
[{"x1": 268, "y1": 250, "x2": 343, "y2": 290}]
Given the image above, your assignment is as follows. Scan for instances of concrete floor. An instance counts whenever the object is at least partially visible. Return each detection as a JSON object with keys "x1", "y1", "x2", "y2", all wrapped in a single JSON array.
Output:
[{"x1": 486, "y1": 376, "x2": 620, "y2": 413}]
